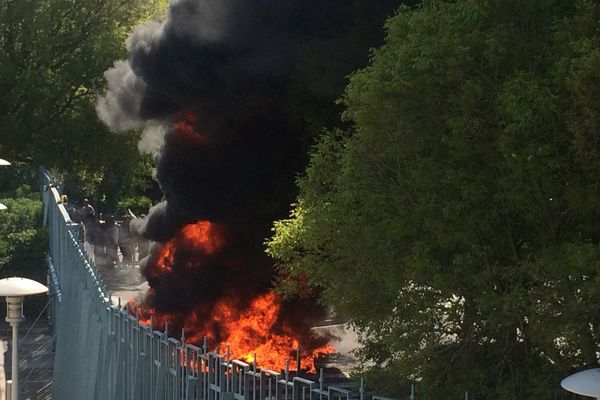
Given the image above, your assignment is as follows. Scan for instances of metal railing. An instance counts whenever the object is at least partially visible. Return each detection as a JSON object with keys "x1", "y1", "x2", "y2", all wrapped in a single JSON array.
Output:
[{"x1": 40, "y1": 167, "x2": 469, "y2": 400}]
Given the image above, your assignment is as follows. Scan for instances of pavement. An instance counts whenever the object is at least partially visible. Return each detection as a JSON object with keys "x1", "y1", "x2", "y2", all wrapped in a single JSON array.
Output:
[{"x1": 96, "y1": 263, "x2": 147, "y2": 306}]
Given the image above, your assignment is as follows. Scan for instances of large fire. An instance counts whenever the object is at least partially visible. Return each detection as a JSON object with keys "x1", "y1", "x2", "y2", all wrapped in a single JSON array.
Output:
[
  {"x1": 99, "y1": 0, "x2": 340, "y2": 376},
  {"x1": 130, "y1": 220, "x2": 334, "y2": 372}
]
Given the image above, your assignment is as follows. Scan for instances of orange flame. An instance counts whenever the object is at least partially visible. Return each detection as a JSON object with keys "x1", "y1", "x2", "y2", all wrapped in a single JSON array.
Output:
[
  {"x1": 174, "y1": 110, "x2": 207, "y2": 145},
  {"x1": 131, "y1": 220, "x2": 334, "y2": 372},
  {"x1": 187, "y1": 292, "x2": 334, "y2": 370},
  {"x1": 150, "y1": 221, "x2": 224, "y2": 277}
]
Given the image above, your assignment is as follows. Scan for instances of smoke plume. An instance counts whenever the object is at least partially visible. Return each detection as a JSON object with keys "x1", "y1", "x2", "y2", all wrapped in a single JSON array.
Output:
[
  {"x1": 97, "y1": 0, "x2": 332, "y2": 361},
  {"x1": 98, "y1": 0, "x2": 315, "y2": 238}
]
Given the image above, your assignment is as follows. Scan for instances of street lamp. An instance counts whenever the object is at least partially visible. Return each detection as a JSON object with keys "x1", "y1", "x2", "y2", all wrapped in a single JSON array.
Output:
[
  {"x1": 0, "y1": 277, "x2": 48, "y2": 400},
  {"x1": 561, "y1": 368, "x2": 600, "y2": 399}
]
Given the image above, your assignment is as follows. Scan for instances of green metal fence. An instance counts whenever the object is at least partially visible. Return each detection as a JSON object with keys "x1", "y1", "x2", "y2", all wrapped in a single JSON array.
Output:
[{"x1": 40, "y1": 167, "x2": 469, "y2": 400}]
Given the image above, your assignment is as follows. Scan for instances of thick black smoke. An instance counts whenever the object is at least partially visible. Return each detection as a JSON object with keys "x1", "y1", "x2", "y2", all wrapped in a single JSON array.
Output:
[
  {"x1": 97, "y1": 0, "x2": 335, "y2": 351},
  {"x1": 98, "y1": 0, "x2": 322, "y2": 240}
]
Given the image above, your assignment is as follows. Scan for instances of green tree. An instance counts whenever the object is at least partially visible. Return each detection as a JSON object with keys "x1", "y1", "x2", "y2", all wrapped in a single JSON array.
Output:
[
  {"x1": 0, "y1": 0, "x2": 166, "y2": 205},
  {"x1": 288, "y1": 0, "x2": 417, "y2": 142},
  {"x1": 0, "y1": 170, "x2": 48, "y2": 316},
  {"x1": 268, "y1": 1, "x2": 600, "y2": 398}
]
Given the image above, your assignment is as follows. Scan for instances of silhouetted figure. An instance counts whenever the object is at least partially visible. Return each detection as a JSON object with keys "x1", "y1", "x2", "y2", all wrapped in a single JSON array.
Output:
[
  {"x1": 135, "y1": 214, "x2": 150, "y2": 262},
  {"x1": 81, "y1": 198, "x2": 95, "y2": 222},
  {"x1": 104, "y1": 214, "x2": 119, "y2": 266},
  {"x1": 118, "y1": 215, "x2": 135, "y2": 264},
  {"x1": 94, "y1": 214, "x2": 108, "y2": 267}
]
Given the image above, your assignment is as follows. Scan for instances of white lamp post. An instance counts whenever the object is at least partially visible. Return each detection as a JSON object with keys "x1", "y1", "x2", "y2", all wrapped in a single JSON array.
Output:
[
  {"x1": 0, "y1": 277, "x2": 48, "y2": 400},
  {"x1": 561, "y1": 368, "x2": 600, "y2": 399}
]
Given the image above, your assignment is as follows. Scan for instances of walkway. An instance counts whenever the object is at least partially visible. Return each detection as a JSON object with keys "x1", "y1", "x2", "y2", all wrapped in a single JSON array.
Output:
[{"x1": 96, "y1": 263, "x2": 147, "y2": 306}]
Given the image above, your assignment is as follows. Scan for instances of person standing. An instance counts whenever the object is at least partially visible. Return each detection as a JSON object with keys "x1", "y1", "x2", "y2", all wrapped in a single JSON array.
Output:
[
  {"x1": 104, "y1": 214, "x2": 119, "y2": 266},
  {"x1": 81, "y1": 199, "x2": 95, "y2": 222},
  {"x1": 135, "y1": 214, "x2": 150, "y2": 262},
  {"x1": 118, "y1": 214, "x2": 135, "y2": 264}
]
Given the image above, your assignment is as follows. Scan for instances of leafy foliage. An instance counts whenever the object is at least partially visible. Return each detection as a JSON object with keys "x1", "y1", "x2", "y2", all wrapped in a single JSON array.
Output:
[
  {"x1": 0, "y1": 0, "x2": 166, "y2": 205},
  {"x1": 0, "y1": 177, "x2": 47, "y2": 316},
  {"x1": 268, "y1": 1, "x2": 600, "y2": 398},
  {"x1": 0, "y1": 196, "x2": 45, "y2": 277},
  {"x1": 116, "y1": 195, "x2": 152, "y2": 216},
  {"x1": 288, "y1": 0, "x2": 418, "y2": 142}
]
